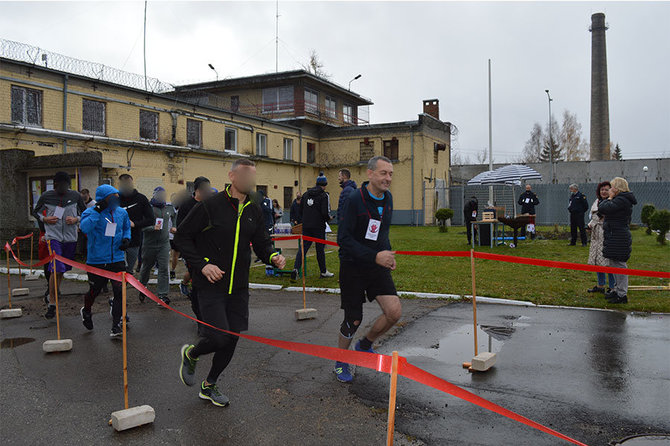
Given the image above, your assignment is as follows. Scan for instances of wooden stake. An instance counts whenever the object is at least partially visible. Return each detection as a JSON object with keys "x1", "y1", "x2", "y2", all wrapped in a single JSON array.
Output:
[
  {"x1": 6, "y1": 248, "x2": 12, "y2": 309},
  {"x1": 301, "y1": 234, "x2": 306, "y2": 310},
  {"x1": 17, "y1": 241, "x2": 22, "y2": 288},
  {"x1": 386, "y1": 351, "x2": 400, "y2": 446},
  {"x1": 122, "y1": 272, "x2": 129, "y2": 410},
  {"x1": 47, "y1": 240, "x2": 61, "y2": 340},
  {"x1": 29, "y1": 234, "x2": 34, "y2": 276},
  {"x1": 470, "y1": 249, "x2": 478, "y2": 356}
]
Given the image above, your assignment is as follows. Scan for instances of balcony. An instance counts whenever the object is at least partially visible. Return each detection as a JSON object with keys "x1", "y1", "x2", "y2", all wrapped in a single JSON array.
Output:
[{"x1": 236, "y1": 99, "x2": 369, "y2": 127}]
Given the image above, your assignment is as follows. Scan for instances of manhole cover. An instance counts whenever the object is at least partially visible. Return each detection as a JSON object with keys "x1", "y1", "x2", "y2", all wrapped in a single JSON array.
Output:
[{"x1": 613, "y1": 435, "x2": 670, "y2": 445}]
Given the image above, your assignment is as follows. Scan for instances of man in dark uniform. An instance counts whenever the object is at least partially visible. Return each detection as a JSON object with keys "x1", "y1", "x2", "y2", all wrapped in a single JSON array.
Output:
[
  {"x1": 518, "y1": 184, "x2": 540, "y2": 238},
  {"x1": 568, "y1": 183, "x2": 589, "y2": 246},
  {"x1": 291, "y1": 172, "x2": 334, "y2": 279},
  {"x1": 176, "y1": 159, "x2": 286, "y2": 407},
  {"x1": 333, "y1": 156, "x2": 401, "y2": 383},
  {"x1": 463, "y1": 196, "x2": 478, "y2": 245}
]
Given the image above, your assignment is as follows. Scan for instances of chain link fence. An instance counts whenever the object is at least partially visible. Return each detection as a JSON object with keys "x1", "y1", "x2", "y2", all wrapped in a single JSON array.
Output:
[{"x1": 449, "y1": 182, "x2": 670, "y2": 226}]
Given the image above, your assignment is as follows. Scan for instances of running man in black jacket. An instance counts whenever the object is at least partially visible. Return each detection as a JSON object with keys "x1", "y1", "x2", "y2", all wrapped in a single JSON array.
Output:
[
  {"x1": 334, "y1": 156, "x2": 402, "y2": 383},
  {"x1": 118, "y1": 174, "x2": 154, "y2": 273},
  {"x1": 175, "y1": 159, "x2": 286, "y2": 406}
]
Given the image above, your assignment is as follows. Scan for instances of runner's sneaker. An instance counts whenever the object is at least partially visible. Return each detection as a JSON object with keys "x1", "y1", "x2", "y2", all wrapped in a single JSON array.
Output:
[
  {"x1": 138, "y1": 292, "x2": 146, "y2": 303},
  {"x1": 81, "y1": 307, "x2": 93, "y2": 330},
  {"x1": 290, "y1": 269, "x2": 298, "y2": 281},
  {"x1": 43, "y1": 288, "x2": 49, "y2": 304},
  {"x1": 334, "y1": 362, "x2": 353, "y2": 383},
  {"x1": 110, "y1": 323, "x2": 122, "y2": 338},
  {"x1": 199, "y1": 381, "x2": 230, "y2": 407},
  {"x1": 320, "y1": 270, "x2": 334, "y2": 278},
  {"x1": 354, "y1": 339, "x2": 377, "y2": 354},
  {"x1": 158, "y1": 296, "x2": 170, "y2": 307},
  {"x1": 170, "y1": 270, "x2": 176, "y2": 280},
  {"x1": 44, "y1": 304, "x2": 56, "y2": 319},
  {"x1": 179, "y1": 344, "x2": 198, "y2": 386},
  {"x1": 180, "y1": 282, "x2": 191, "y2": 298}
]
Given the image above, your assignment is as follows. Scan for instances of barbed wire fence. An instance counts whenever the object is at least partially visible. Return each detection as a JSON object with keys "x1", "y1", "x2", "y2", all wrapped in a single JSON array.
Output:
[{"x1": 0, "y1": 38, "x2": 174, "y2": 94}]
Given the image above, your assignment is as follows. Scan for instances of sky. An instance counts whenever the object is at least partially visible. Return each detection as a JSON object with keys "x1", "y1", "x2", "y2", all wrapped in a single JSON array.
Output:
[{"x1": 1, "y1": 1, "x2": 669, "y2": 162}]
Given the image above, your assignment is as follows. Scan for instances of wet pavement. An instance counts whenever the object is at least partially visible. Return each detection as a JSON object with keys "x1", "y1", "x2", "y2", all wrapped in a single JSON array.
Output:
[{"x1": 1, "y1": 272, "x2": 669, "y2": 445}]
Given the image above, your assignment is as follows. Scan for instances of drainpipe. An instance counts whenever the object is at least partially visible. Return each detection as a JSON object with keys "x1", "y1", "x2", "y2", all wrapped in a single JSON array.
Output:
[
  {"x1": 298, "y1": 128, "x2": 302, "y2": 192},
  {"x1": 410, "y1": 127, "x2": 415, "y2": 226},
  {"x1": 62, "y1": 74, "x2": 68, "y2": 153}
]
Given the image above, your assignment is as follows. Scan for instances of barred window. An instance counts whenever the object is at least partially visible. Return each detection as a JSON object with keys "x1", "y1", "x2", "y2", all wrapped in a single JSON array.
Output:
[
  {"x1": 187, "y1": 119, "x2": 202, "y2": 147},
  {"x1": 82, "y1": 99, "x2": 105, "y2": 135},
  {"x1": 11, "y1": 85, "x2": 42, "y2": 126},
  {"x1": 139, "y1": 110, "x2": 158, "y2": 141},
  {"x1": 262, "y1": 86, "x2": 294, "y2": 113}
]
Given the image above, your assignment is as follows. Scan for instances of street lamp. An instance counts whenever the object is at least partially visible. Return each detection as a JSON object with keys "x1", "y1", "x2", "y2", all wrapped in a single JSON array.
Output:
[
  {"x1": 545, "y1": 89, "x2": 554, "y2": 183},
  {"x1": 348, "y1": 74, "x2": 362, "y2": 90},
  {"x1": 208, "y1": 63, "x2": 219, "y2": 81}
]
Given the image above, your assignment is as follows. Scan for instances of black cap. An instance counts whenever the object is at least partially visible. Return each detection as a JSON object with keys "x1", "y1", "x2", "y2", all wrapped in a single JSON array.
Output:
[
  {"x1": 193, "y1": 176, "x2": 210, "y2": 191},
  {"x1": 54, "y1": 171, "x2": 70, "y2": 184}
]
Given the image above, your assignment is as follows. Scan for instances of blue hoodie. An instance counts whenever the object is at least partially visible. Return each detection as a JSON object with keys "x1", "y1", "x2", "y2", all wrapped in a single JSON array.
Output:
[{"x1": 80, "y1": 185, "x2": 132, "y2": 265}]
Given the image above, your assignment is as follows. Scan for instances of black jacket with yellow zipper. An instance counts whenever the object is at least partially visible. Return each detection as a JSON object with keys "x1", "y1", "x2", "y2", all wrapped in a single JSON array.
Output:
[{"x1": 174, "y1": 186, "x2": 278, "y2": 294}]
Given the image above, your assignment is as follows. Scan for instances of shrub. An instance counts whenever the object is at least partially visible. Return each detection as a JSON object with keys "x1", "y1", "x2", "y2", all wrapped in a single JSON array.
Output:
[
  {"x1": 435, "y1": 208, "x2": 454, "y2": 232},
  {"x1": 641, "y1": 203, "x2": 656, "y2": 235},
  {"x1": 649, "y1": 209, "x2": 670, "y2": 245}
]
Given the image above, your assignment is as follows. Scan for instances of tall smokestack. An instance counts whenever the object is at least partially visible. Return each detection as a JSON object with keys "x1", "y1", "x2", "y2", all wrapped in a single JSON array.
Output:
[{"x1": 589, "y1": 12, "x2": 610, "y2": 160}]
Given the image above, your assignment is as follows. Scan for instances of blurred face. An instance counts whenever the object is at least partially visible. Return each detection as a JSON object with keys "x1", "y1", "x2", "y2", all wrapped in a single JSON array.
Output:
[
  {"x1": 80, "y1": 190, "x2": 90, "y2": 201},
  {"x1": 119, "y1": 178, "x2": 134, "y2": 196},
  {"x1": 525, "y1": 185, "x2": 531, "y2": 192},
  {"x1": 194, "y1": 182, "x2": 212, "y2": 200},
  {"x1": 154, "y1": 190, "x2": 167, "y2": 203},
  {"x1": 569, "y1": 187, "x2": 577, "y2": 194},
  {"x1": 599, "y1": 185, "x2": 610, "y2": 199},
  {"x1": 229, "y1": 165, "x2": 257, "y2": 195},
  {"x1": 610, "y1": 187, "x2": 620, "y2": 196},
  {"x1": 368, "y1": 160, "x2": 393, "y2": 193},
  {"x1": 106, "y1": 193, "x2": 120, "y2": 209},
  {"x1": 55, "y1": 181, "x2": 69, "y2": 195},
  {"x1": 338, "y1": 171, "x2": 347, "y2": 184},
  {"x1": 296, "y1": 194, "x2": 301, "y2": 203}
]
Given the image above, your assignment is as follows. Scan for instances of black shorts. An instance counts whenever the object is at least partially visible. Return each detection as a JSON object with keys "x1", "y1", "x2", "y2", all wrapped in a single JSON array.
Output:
[
  {"x1": 339, "y1": 261, "x2": 397, "y2": 313},
  {"x1": 169, "y1": 240, "x2": 176, "y2": 251}
]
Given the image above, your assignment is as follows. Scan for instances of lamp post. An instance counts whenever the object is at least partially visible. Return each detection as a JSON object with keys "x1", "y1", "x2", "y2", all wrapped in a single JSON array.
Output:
[
  {"x1": 348, "y1": 74, "x2": 362, "y2": 90},
  {"x1": 208, "y1": 64, "x2": 218, "y2": 81},
  {"x1": 545, "y1": 89, "x2": 554, "y2": 183}
]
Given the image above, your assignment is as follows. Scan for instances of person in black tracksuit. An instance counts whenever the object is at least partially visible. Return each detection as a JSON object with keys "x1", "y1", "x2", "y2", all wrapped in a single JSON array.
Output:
[
  {"x1": 333, "y1": 155, "x2": 401, "y2": 383},
  {"x1": 289, "y1": 193, "x2": 302, "y2": 226},
  {"x1": 518, "y1": 185, "x2": 540, "y2": 238},
  {"x1": 176, "y1": 159, "x2": 286, "y2": 406},
  {"x1": 568, "y1": 184, "x2": 589, "y2": 246},
  {"x1": 117, "y1": 174, "x2": 154, "y2": 273},
  {"x1": 292, "y1": 173, "x2": 334, "y2": 279},
  {"x1": 463, "y1": 196, "x2": 478, "y2": 245}
]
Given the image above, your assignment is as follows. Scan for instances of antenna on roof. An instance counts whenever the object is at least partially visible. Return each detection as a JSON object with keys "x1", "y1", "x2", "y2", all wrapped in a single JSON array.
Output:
[
  {"x1": 143, "y1": 0, "x2": 148, "y2": 91},
  {"x1": 275, "y1": 0, "x2": 279, "y2": 73}
]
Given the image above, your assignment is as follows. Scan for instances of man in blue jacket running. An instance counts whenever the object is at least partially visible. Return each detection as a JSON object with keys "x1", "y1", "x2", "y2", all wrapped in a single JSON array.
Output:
[{"x1": 79, "y1": 184, "x2": 132, "y2": 338}]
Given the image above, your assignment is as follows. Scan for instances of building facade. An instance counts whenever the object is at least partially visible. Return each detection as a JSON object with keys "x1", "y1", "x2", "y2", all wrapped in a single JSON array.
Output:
[{"x1": 1, "y1": 50, "x2": 452, "y2": 240}]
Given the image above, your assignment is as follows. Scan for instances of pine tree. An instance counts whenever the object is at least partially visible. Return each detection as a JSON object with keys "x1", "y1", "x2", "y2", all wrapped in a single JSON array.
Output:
[{"x1": 612, "y1": 143, "x2": 623, "y2": 160}]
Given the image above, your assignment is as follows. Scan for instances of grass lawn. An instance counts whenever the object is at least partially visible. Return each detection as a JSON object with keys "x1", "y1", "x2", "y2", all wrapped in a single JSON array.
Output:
[{"x1": 250, "y1": 225, "x2": 670, "y2": 313}]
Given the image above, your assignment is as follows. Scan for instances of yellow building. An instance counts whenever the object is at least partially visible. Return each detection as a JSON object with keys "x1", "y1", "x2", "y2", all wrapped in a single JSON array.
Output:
[{"x1": 0, "y1": 42, "x2": 452, "y2": 240}]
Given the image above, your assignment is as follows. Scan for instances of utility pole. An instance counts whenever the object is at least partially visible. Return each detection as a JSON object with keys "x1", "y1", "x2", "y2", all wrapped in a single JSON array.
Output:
[
  {"x1": 275, "y1": 0, "x2": 279, "y2": 73},
  {"x1": 545, "y1": 89, "x2": 554, "y2": 183},
  {"x1": 488, "y1": 59, "x2": 493, "y2": 205}
]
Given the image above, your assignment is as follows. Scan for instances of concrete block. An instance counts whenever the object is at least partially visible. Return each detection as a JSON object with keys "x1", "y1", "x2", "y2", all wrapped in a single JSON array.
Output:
[
  {"x1": 11, "y1": 288, "x2": 29, "y2": 296},
  {"x1": 471, "y1": 352, "x2": 497, "y2": 371},
  {"x1": 111, "y1": 405, "x2": 155, "y2": 431},
  {"x1": 295, "y1": 308, "x2": 318, "y2": 320},
  {"x1": 25, "y1": 274, "x2": 40, "y2": 281},
  {"x1": 42, "y1": 339, "x2": 73, "y2": 352},
  {"x1": 0, "y1": 308, "x2": 22, "y2": 318}
]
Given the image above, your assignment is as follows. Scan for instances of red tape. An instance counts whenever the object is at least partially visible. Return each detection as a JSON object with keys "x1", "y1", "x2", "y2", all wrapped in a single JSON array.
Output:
[
  {"x1": 11, "y1": 233, "x2": 34, "y2": 245},
  {"x1": 4, "y1": 242, "x2": 54, "y2": 268}
]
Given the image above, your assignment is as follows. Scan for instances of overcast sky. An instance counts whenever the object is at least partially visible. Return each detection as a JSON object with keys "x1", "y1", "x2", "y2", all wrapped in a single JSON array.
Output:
[{"x1": 1, "y1": 1, "x2": 668, "y2": 162}]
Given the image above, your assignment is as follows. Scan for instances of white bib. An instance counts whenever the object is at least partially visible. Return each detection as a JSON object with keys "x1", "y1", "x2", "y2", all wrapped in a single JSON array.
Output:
[
  {"x1": 365, "y1": 219, "x2": 381, "y2": 241},
  {"x1": 105, "y1": 222, "x2": 117, "y2": 237}
]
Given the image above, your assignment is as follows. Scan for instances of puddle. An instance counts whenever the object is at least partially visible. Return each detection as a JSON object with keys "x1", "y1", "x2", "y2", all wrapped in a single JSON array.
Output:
[
  {"x1": 0, "y1": 337, "x2": 35, "y2": 349},
  {"x1": 614, "y1": 435, "x2": 670, "y2": 445},
  {"x1": 399, "y1": 323, "x2": 514, "y2": 363}
]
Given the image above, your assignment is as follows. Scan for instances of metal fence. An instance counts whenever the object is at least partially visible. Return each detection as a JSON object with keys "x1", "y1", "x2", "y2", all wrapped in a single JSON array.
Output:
[
  {"x1": 422, "y1": 180, "x2": 448, "y2": 225},
  {"x1": 449, "y1": 182, "x2": 670, "y2": 226}
]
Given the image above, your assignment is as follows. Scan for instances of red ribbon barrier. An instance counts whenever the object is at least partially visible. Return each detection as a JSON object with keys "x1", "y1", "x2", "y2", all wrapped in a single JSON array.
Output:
[
  {"x1": 272, "y1": 235, "x2": 670, "y2": 279},
  {"x1": 11, "y1": 233, "x2": 34, "y2": 245},
  {"x1": 4, "y1": 242, "x2": 54, "y2": 268}
]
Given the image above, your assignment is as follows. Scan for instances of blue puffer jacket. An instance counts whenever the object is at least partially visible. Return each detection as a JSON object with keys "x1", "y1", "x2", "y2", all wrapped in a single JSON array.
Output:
[{"x1": 80, "y1": 185, "x2": 132, "y2": 265}]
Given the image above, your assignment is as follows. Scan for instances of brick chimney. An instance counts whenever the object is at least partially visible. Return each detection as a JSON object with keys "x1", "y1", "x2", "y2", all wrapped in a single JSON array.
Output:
[{"x1": 423, "y1": 99, "x2": 439, "y2": 120}]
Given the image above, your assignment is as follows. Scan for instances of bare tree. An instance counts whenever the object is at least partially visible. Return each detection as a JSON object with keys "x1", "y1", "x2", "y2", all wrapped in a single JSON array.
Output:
[
  {"x1": 301, "y1": 49, "x2": 330, "y2": 80},
  {"x1": 475, "y1": 146, "x2": 488, "y2": 164},
  {"x1": 451, "y1": 149, "x2": 471, "y2": 165},
  {"x1": 521, "y1": 122, "x2": 544, "y2": 163},
  {"x1": 560, "y1": 110, "x2": 588, "y2": 161}
]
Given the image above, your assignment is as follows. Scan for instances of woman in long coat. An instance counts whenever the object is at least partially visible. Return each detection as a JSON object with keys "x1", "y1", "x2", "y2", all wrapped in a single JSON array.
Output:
[{"x1": 587, "y1": 181, "x2": 615, "y2": 294}]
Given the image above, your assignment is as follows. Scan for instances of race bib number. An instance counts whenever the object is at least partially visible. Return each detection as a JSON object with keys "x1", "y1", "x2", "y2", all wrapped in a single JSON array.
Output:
[
  {"x1": 526, "y1": 223, "x2": 535, "y2": 233},
  {"x1": 105, "y1": 222, "x2": 117, "y2": 237},
  {"x1": 155, "y1": 218, "x2": 164, "y2": 229},
  {"x1": 471, "y1": 211, "x2": 477, "y2": 218},
  {"x1": 365, "y1": 219, "x2": 381, "y2": 241},
  {"x1": 53, "y1": 206, "x2": 65, "y2": 219},
  {"x1": 525, "y1": 198, "x2": 530, "y2": 204}
]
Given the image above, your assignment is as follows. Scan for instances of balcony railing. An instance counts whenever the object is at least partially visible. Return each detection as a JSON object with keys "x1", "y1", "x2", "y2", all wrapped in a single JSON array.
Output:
[{"x1": 236, "y1": 99, "x2": 369, "y2": 126}]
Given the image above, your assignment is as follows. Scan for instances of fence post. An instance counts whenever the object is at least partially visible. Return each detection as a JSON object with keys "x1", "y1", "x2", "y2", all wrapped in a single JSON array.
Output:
[
  {"x1": 470, "y1": 249, "x2": 478, "y2": 356},
  {"x1": 386, "y1": 351, "x2": 400, "y2": 446},
  {"x1": 122, "y1": 272, "x2": 129, "y2": 410},
  {"x1": 6, "y1": 247, "x2": 12, "y2": 309}
]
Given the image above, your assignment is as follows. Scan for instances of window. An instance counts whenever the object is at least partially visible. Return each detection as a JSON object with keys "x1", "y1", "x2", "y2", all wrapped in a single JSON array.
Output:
[
  {"x1": 82, "y1": 99, "x2": 106, "y2": 135},
  {"x1": 325, "y1": 96, "x2": 337, "y2": 119},
  {"x1": 360, "y1": 140, "x2": 374, "y2": 162},
  {"x1": 187, "y1": 119, "x2": 202, "y2": 147},
  {"x1": 139, "y1": 110, "x2": 158, "y2": 141},
  {"x1": 230, "y1": 96, "x2": 240, "y2": 112},
  {"x1": 283, "y1": 187, "x2": 293, "y2": 209},
  {"x1": 283, "y1": 138, "x2": 293, "y2": 160},
  {"x1": 225, "y1": 127, "x2": 237, "y2": 152},
  {"x1": 304, "y1": 88, "x2": 318, "y2": 114},
  {"x1": 343, "y1": 104, "x2": 354, "y2": 124},
  {"x1": 11, "y1": 85, "x2": 42, "y2": 126},
  {"x1": 306, "y1": 142, "x2": 316, "y2": 164},
  {"x1": 262, "y1": 86, "x2": 294, "y2": 113},
  {"x1": 256, "y1": 133, "x2": 267, "y2": 156},
  {"x1": 383, "y1": 139, "x2": 399, "y2": 161}
]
